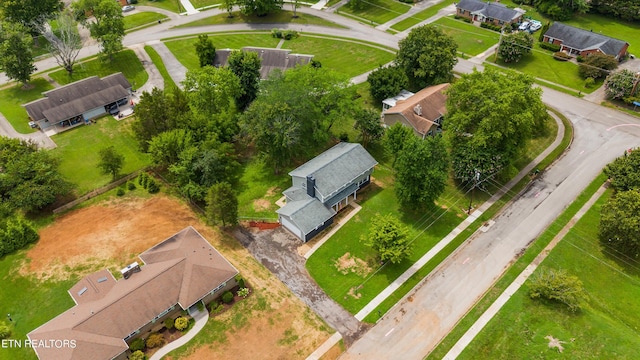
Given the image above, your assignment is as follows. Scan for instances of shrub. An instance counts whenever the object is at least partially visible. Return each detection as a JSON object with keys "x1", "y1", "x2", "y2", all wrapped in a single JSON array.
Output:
[
  {"x1": 283, "y1": 30, "x2": 299, "y2": 40},
  {"x1": 538, "y1": 22, "x2": 550, "y2": 42},
  {"x1": 222, "y1": 291, "x2": 234, "y2": 304},
  {"x1": 174, "y1": 316, "x2": 188, "y2": 331},
  {"x1": 529, "y1": 268, "x2": 587, "y2": 312},
  {"x1": 163, "y1": 317, "x2": 174, "y2": 330},
  {"x1": 145, "y1": 333, "x2": 164, "y2": 348},
  {"x1": 339, "y1": 132, "x2": 349, "y2": 142},
  {"x1": 271, "y1": 28, "x2": 282, "y2": 38},
  {"x1": 138, "y1": 173, "x2": 148, "y2": 188},
  {"x1": 127, "y1": 182, "x2": 136, "y2": 190},
  {"x1": 553, "y1": 51, "x2": 571, "y2": 61},
  {"x1": 539, "y1": 42, "x2": 561, "y2": 52},
  {"x1": 0, "y1": 321, "x2": 11, "y2": 340},
  {"x1": 576, "y1": 55, "x2": 584, "y2": 63},
  {"x1": 146, "y1": 178, "x2": 160, "y2": 194},
  {"x1": 116, "y1": 188, "x2": 125, "y2": 196},
  {"x1": 129, "y1": 350, "x2": 146, "y2": 360},
  {"x1": 235, "y1": 274, "x2": 245, "y2": 289},
  {"x1": 0, "y1": 216, "x2": 40, "y2": 257},
  {"x1": 578, "y1": 53, "x2": 618, "y2": 80},
  {"x1": 129, "y1": 338, "x2": 145, "y2": 352},
  {"x1": 479, "y1": 22, "x2": 501, "y2": 32},
  {"x1": 237, "y1": 287, "x2": 250, "y2": 298},
  {"x1": 584, "y1": 77, "x2": 595, "y2": 88}
]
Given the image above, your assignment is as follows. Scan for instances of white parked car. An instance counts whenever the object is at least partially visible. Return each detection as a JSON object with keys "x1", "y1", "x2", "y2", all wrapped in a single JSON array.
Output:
[
  {"x1": 122, "y1": 5, "x2": 135, "y2": 12},
  {"x1": 518, "y1": 21, "x2": 531, "y2": 31},
  {"x1": 529, "y1": 20, "x2": 542, "y2": 31}
]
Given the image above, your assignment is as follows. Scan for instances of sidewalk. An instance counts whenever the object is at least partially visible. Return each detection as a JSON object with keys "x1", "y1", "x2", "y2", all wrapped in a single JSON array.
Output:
[
  {"x1": 376, "y1": 0, "x2": 448, "y2": 31},
  {"x1": 148, "y1": 41, "x2": 188, "y2": 89},
  {"x1": 149, "y1": 307, "x2": 209, "y2": 360},
  {"x1": 442, "y1": 182, "x2": 608, "y2": 359},
  {"x1": 394, "y1": 4, "x2": 456, "y2": 38}
]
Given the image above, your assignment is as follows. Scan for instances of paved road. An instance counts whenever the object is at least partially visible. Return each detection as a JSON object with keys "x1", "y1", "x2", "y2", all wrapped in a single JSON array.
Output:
[{"x1": 341, "y1": 62, "x2": 640, "y2": 359}]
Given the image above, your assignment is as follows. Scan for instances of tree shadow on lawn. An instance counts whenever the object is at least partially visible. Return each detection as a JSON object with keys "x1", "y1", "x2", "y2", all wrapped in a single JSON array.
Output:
[{"x1": 598, "y1": 242, "x2": 640, "y2": 277}]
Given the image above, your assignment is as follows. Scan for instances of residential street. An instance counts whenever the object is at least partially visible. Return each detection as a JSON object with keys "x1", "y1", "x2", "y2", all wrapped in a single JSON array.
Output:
[{"x1": 1, "y1": 5, "x2": 639, "y2": 359}]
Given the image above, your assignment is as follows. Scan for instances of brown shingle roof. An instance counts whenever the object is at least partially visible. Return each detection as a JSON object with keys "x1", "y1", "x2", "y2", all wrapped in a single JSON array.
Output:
[
  {"x1": 383, "y1": 83, "x2": 450, "y2": 136},
  {"x1": 28, "y1": 227, "x2": 238, "y2": 360}
]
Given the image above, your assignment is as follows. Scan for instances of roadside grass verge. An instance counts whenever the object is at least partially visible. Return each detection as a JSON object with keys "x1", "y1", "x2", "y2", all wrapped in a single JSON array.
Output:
[
  {"x1": 48, "y1": 50, "x2": 149, "y2": 90},
  {"x1": 0, "y1": 78, "x2": 53, "y2": 134},
  {"x1": 455, "y1": 183, "x2": 640, "y2": 359},
  {"x1": 190, "y1": 0, "x2": 222, "y2": 8},
  {"x1": 135, "y1": 0, "x2": 181, "y2": 13},
  {"x1": 175, "y1": 10, "x2": 346, "y2": 28},
  {"x1": 124, "y1": 11, "x2": 167, "y2": 31},
  {"x1": 432, "y1": 16, "x2": 500, "y2": 56},
  {"x1": 391, "y1": 0, "x2": 456, "y2": 32},
  {"x1": 144, "y1": 45, "x2": 177, "y2": 89},
  {"x1": 0, "y1": 251, "x2": 76, "y2": 360},
  {"x1": 50, "y1": 116, "x2": 151, "y2": 195},
  {"x1": 358, "y1": 109, "x2": 570, "y2": 323},
  {"x1": 338, "y1": 0, "x2": 411, "y2": 26}
]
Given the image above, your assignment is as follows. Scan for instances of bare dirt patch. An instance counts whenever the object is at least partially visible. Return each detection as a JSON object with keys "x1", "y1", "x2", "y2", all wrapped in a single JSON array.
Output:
[
  {"x1": 253, "y1": 186, "x2": 278, "y2": 212},
  {"x1": 335, "y1": 252, "x2": 372, "y2": 277}
]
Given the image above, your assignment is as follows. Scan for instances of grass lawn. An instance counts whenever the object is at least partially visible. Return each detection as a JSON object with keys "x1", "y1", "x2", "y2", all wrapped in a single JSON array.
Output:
[
  {"x1": 144, "y1": 45, "x2": 177, "y2": 89},
  {"x1": 432, "y1": 16, "x2": 500, "y2": 56},
  {"x1": 564, "y1": 13, "x2": 640, "y2": 53},
  {"x1": 190, "y1": 0, "x2": 222, "y2": 8},
  {"x1": 458, "y1": 188, "x2": 640, "y2": 359},
  {"x1": 236, "y1": 158, "x2": 291, "y2": 220},
  {"x1": 391, "y1": 0, "x2": 455, "y2": 31},
  {"x1": 338, "y1": 0, "x2": 411, "y2": 26},
  {"x1": 175, "y1": 10, "x2": 346, "y2": 28},
  {"x1": 135, "y1": 0, "x2": 181, "y2": 13},
  {"x1": 0, "y1": 251, "x2": 76, "y2": 360},
  {"x1": 0, "y1": 78, "x2": 53, "y2": 134},
  {"x1": 50, "y1": 116, "x2": 151, "y2": 195},
  {"x1": 48, "y1": 50, "x2": 149, "y2": 90},
  {"x1": 164, "y1": 33, "x2": 281, "y2": 70},
  {"x1": 123, "y1": 11, "x2": 168, "y2": 31}
]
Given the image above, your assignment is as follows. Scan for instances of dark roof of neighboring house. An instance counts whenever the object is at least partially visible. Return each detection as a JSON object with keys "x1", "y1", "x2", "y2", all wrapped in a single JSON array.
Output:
[
  {"x1": 213, "y1": 47, "x2": 314, "y2": 79},
  {"x1": 457, "y1": 0, "x2": 524, "y2": 22},
  {"x1": 276, "y1": 197, "x2": 335, "y2": 235},
  {"x1": 23, "y1": 73, "x2": 131, "y2": 122},
  {"x1": 383, "y1": 83, "x2": 450, "y2": 136},
  {"x1": 28, "y1": 227, "x2": 238, "y2": 360},
  {"x1": 544, "y1": 22, "x2": 628, "y2": 57},
  {"x1": 289, "y1": 142, "x2": 378, "y2": 199}
]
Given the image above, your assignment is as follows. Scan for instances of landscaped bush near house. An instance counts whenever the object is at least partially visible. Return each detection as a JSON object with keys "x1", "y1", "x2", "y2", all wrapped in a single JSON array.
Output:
[
  {"x1": 553, "y1": 51, "x2": 571, "y2": 61},
  {"x1": 145, "y1": 333, "x2": 164, "y2": 348},
  {"x1": 235, "y1": 274, "x2": 245, "y2": 289},
  {"x1": 237, "y1": 287, "x2": 250, "y2": 298},
  {"x1": 454, "y1": 15, "x2": 472, "y2": 23},
  {"x1": 480, "y1": 22, "x2": 501, "y2": 32},
  {"x1": 163, "y1": 317, "x2": 174, "y2": 330},
  {"x1": 222, "y1": 291, "x2": 234, "y2": 304},
  {"x1": 584, "y1": 77, "x2": 595, "y2": 88},
  {"x1": 539, "y1": 42, "x2": 561, "y2": 52},
  {"x1": 129, "y1": 337, "x2": 145, "y2": 352},
  {"x1": 128, "y1": 350, "x2": 146, "y2": 360},
  {"x1": 208, "y1": 300, "x2": 224, "y2": 314},
  {"x1": 576, "y1": 55, "x2": 584, "y2": 63},
  {"x1": 174, "y1": 316, "x2": 188, "y2": 331}
]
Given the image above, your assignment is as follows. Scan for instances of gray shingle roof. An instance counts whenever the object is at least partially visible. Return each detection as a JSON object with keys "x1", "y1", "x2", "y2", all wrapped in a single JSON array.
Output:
[
  {"x1": 289, "y1": 142, "x2": 378, "y2": 198},
  {"x1": 544, "y1": 22, "x2": 628, "y2": 57},
  {"x1": 276, "y1": 197, "x2": 335, "y2": 235},
  {"x1": 457, "y1": 0, "x2": 524, "y2": 22},
  {"x1": 212, "y1": 47, "x2": 313, "y2": 79}
]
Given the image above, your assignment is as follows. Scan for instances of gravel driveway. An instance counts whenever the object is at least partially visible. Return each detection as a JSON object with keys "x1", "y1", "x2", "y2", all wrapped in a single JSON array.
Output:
[{"x1": 234, "y1": 227, "x2": 369, "y2": 346}]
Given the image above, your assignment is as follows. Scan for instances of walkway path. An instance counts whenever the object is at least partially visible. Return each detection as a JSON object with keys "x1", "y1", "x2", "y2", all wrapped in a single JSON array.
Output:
[
  {"x1": 376, "y1": 0, "x2": 446, "y2": 31},
  {"x1": 394, "y1": 4, "x2": 456, "y2": 38},
  {"x1": 148, "y1": 41, "x2": 188, "y2": 89},
  {"x1": 443, "y1": 182, "x2": 609, "y2": 359},
  {"x1": 179, "y1": 0, "x2": 199, "y2": 15},
  {"x1": 149, "y1": 307, "x2": 209, "y2": 360}
]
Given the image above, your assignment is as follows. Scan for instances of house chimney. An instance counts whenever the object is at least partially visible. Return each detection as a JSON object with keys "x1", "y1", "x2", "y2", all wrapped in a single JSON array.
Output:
[{"x1": 306, "y1": 176, "x2": 315, "y2": 198}]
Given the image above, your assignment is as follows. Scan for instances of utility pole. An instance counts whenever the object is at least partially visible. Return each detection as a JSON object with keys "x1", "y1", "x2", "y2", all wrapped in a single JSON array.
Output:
[{"x1": 468, "y1": 169, "x2": 480, "y2": 214}]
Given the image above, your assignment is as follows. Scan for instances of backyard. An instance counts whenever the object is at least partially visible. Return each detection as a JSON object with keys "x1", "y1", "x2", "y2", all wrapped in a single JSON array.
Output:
[{"x1": 457, "y1": 187, "x2": 640, "y2": 359}]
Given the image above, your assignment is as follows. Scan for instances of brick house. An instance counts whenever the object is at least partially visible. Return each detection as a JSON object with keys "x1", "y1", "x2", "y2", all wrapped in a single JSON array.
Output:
[
  {"x1": 542, "y1": 22, "x2": 629, "y2": 60},
  {"x1": 456, "y1": 0, "x2": 525, "y2": 26}
]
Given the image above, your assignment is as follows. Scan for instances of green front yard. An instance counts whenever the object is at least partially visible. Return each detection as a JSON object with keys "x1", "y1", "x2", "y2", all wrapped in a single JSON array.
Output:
[
  {"x1": 433, "y1": 17, "x2": 500, "y2": 56},
  {"x1": 175, "y1": 10, "x2": 345, "y2": 28},
  {"x1": 338, "y1": 0, "x2": 411, "y2": 25},
  {"x1": 48, "y1": 50, "x2": 149, "y2": 90},
  {"x1": 123, "y1": 11, "x2": 168, "y2": 31},
  {"x1": 190, "y1": 0, "x2": 222, "y2": 8},
  {"x1": 0, "y1": 78, "x2": 53, "y2": 134},
  {"x1": 50, "y1": 117, "x2": 151, "y2": 195},
  {"x1": 459, "y1": 187, "x2": 640, "y2": 359},
  {"x1": 391, "y1": 0, "x2": 456, "y2": 32},
  {"x1": 135, "y1": 0, "x2": 181, "y2": 13}
]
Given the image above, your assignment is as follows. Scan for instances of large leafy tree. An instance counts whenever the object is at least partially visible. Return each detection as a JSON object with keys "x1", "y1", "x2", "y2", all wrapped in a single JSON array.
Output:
[
  {"x1": 206, "y1": 182, "x2": 238, "y2": 227},
  {"x1": 354, "y1": 108, "x2": 385, "y2": 148},
  {"x1": 0, "y1": 216, "x2": 39, "y2": 257},
  {"x1": 535, "y1": 0, "x2": 589, "y2": 20},
  {"x1": 73, "y1": 0, "x2": 124, "y2": 60},
  {"x1": 599, "y1": 189, "x2": 640, "y2": 259},
  {"x1": 362, "y1": 214, "x2": 412, "y2": 264},
  {"x1": 1, "y1": 0, "x2": 61, "y2": 33},
  {"x1": 0, "y1": 137, "x2": 72, "y2": 213},
  {"x1": 132, "y1": 88, "x2": 190, "y2": 150},
  {"x1": 97, "y1": 146, "x2": 124, "y2": 180},
  {"x1": 394, "y1": 135, "x2": 449, "y2": 209},
  {"x1": 228, "y1": 50, "x2": 261, "y2": 109},
  {"x1": 367, "y1": 64, "x2": 409, "y2": 103},
  {"x1": 238, "y1": 0, "x2": 283, "y2": 16},
  {"x1": 590, "y1": 0, "x2": 640, "y2": 22},
  {"x1": 383, "y1": 122, "x2": 413, "y2": 166},
  {"x1": 396, "y1": 25, "x2": 457, "y2": 90},
  {"x1": 0, "y1": 22, "x2": 36, "y2": 86},
  {"x1": 498, "y1": 31, "x2": 533, "y2": 63},
  {"x1": 444, "y1": 68, "x2": 547, "y2": 183},
  {"x1": 604, "y1": 69, "x2": 639, "y2": 102},
  {"x1": 578, "y1": 53, "x2": 618, "y2": 80},
  {"x1": 604, "y1": 148, "x2": 640, "y2": 192},
  {"x1": 195, "y1": 34, "x2": 216, "y2": 68}
]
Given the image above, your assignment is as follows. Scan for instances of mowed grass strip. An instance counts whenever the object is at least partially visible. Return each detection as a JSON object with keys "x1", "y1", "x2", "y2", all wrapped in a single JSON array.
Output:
[
  {"x1": 175, "y1": 10, "x2": 346, "y2": 28},
  {"x1": 458, "y1": 187, "x2": 640, "y2": 359},
  {"x1": 123, "y1": 11, "x2": 167, "y2": 31},
  {"x1": 391, "y1": 0, "x2": 455, "y2": 31},
  {"x1": 135, "y1": 0, "x2": 181, "y2": 13},
  {"x1": 190, "y1": 0, "x2": 223, "y2": 8},
  {"x1": 0, "y1": 78, "x2": 53, "y2": 134},
  {"x1": 48, "y1": 50, "x2": 149, "y2": 90},
  {"x1": 50, "y1": 117, "x2": 151, "y2": 195},
  {"x1": 432, "y1": 16, "x2": 500, "y2": 56},
  {"x1": 339, "y1": 0, "x2": 411, "y2": 25}
]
